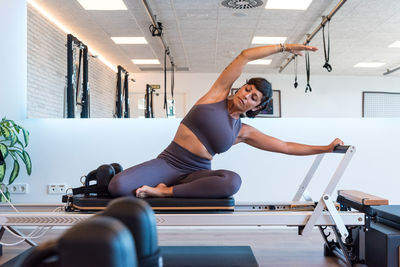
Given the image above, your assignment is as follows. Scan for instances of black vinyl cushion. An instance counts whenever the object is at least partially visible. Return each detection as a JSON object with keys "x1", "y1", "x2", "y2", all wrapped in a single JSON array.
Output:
[
  {"x1": 371, "y1": 205, "x2": 400, "y2": 230},
  {"x1": 101, "y1": 197, "x2": 162, "y2": 267},
  {"x1": 15, "y1": 217, "x2": 137, "y2": 267},
  {"x1": 58, "y1": 216, "x2": 137, "y2": 267},
  {"x1": 66, "y1": 195, "x2": 235, "y2": 210}
]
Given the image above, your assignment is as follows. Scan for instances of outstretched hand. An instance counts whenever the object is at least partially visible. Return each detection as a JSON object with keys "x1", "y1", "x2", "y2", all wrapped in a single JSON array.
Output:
[
  {"x1": 328, "y1": 138, "x2": 344, "y2": 152},
  {"x1": 285, "y1": 44, "x2": 318, "y2": 56}
]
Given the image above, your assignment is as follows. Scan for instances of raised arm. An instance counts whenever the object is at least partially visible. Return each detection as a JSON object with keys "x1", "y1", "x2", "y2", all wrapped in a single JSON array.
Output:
[
  {"x1": 198, "y1": 44, "x2": 317, "y2": 104},
  {"x1": 235, "y1": 123, "x2": 343, "y2": 155}
]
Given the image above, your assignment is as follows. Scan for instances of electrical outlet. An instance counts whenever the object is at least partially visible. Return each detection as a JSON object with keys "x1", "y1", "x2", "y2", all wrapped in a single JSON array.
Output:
[
  {"x1": 8, "y1": 183, "x2": 29, "y2": 194},
  {"x1": 48, "y1": 184, "x2": 68, "y2": 195}
]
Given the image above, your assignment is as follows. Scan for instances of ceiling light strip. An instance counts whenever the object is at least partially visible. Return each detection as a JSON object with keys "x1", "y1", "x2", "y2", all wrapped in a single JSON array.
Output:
[
  {"x1": 28, "y1": 0, "x2": 117, "y2": 72},
  {"x1": 278, "y1": 0, "x2": 347, "y2": 73}
]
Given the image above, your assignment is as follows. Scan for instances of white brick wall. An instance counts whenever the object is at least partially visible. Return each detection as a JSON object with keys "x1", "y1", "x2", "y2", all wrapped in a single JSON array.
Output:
[{"x1": 27, "y1": 5, "x2": 117, "y2": 118}]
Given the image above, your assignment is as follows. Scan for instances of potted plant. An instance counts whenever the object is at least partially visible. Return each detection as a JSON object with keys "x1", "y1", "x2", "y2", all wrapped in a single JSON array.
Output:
[{"x1": 0, "y1": 117, "x2": 32, "y2": 202}]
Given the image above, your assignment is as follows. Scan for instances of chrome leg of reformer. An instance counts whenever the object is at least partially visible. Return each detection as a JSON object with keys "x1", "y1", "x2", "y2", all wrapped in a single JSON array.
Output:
[{"x1": 3, "y1": 226, "x2": 38, "y2": 247}]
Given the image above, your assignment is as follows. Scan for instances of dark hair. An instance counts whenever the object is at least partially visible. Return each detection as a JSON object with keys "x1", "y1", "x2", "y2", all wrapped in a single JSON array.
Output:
[{"x1": 245, "y1": 77, "x2": 272, "y2": 118}]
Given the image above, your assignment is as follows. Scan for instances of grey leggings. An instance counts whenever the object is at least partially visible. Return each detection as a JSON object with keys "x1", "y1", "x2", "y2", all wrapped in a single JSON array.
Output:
[{"x1": 108, "y1": 142, "x2": 242, "y2": 198}]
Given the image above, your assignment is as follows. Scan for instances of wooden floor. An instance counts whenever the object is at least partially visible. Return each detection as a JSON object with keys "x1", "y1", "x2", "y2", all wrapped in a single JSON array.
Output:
[{"x1": 0, "y1": 227, "x2": 346, "y2": 267}]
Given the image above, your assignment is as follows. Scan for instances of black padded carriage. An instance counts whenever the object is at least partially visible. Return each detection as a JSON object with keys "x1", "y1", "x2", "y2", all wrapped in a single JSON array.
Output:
[
  {"x1": 63, "y1": 195, "x2": 235, "y2": 212},
  {"x1": 370, "y1": 205, "x2": 400, "y2": 231}
]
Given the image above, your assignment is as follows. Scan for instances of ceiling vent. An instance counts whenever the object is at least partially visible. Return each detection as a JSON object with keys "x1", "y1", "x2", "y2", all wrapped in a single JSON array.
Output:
[{"x1": 221, "y1": 0, "x2": 263, "y2": 9}]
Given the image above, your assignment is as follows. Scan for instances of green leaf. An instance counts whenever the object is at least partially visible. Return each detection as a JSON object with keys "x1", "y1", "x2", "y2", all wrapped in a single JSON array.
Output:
[
  {"x1": 0, "y1": 126, "x2": 10, "y2": 139},
  {"x1": 5, "y1": 190, "x2": 10, "y2": 202},
  {"x1": 23, "y1": 151, "x2": 32, "y2": 175},
  {"x1": 8, "y1": 160, "x2": 20, "y2": 185},
  {"x1": 6, "y1": 120, "x2": 20, "y2": 134},
  {"x1": 22, "y1": 128, "x2": 29, "y2": 147},
  {"x1": 9, "y1": 130, "x2": 17, "y2": 147},
  {"x1": 16, "y1": 140, "x2": 24, "y2": 149},
  {"x1": 14, "y1": 125, "x2": 20, "y2": 134},
  {"x1": 15, "y1": 150, "x2": 32, "y2": 175},
  {"x1": 0, "y1": 162, "x2": 6, "y2": 183},
  {"x1": 0, "y1": 143, "x2": 8, "y2": 158}
]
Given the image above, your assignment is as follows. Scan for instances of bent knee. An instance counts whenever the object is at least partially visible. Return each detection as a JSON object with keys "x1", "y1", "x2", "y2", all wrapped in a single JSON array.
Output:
[
  {"x1": 220, "y1": 170, "x2": 242, "y2": 197},
  {"x1": 108, "y1": 175, "x2": 125, "y2": 196}
]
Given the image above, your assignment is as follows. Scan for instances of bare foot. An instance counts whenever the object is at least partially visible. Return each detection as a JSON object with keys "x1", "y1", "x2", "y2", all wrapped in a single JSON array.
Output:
[{"x1": 136, "y1": 183, "x2": 172, "y2": 198}]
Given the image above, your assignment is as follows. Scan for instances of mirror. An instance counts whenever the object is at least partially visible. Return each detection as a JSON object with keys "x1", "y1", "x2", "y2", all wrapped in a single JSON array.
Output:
[{"x1": 27, "y1": 0, "x2": 400, "y2": 118}]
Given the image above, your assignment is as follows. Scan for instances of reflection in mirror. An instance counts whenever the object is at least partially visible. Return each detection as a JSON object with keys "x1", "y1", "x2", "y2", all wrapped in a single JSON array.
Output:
[{"x1": 27, "y1": 0, "x2": 400, "y2": 118}]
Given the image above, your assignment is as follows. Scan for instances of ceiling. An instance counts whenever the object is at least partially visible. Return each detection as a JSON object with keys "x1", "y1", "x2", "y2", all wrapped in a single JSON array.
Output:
[{"x1": 31, "y1": 0, "x2": 400, "y2": 76}]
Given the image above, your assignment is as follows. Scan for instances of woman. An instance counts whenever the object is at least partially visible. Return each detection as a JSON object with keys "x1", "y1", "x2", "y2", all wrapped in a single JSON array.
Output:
[{"x1": 108, "y1": 44, "x2": 343, "y2": 198}]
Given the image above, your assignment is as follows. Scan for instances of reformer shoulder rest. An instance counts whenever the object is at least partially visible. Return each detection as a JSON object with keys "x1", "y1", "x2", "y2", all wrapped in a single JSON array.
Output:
[
  {"x1": 337, "y1": 190, "x2": 400, "y2": 231},
  {"x1": 338, "y1": 190, "x2": 388, "y2": 206},
  {"x1": 62, "y1": 194, "x2": 235, "y2": 212}
]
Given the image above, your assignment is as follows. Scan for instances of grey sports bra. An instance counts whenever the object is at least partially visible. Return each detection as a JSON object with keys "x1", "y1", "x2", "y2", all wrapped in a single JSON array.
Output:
[{"x1": 181, "y1": 99, "x2": 242, "y2": 156}]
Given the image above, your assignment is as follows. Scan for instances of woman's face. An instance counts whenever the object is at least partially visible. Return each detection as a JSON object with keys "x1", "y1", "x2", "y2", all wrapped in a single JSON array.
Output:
[{"x1": 233, "y1": 84, "x2": 264, "y2": 112}]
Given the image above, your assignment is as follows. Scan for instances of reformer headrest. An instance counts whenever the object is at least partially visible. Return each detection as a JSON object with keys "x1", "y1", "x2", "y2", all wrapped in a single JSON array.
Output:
[{"x1": 17, "y1": 216, "x2": 138, "y2": 267}]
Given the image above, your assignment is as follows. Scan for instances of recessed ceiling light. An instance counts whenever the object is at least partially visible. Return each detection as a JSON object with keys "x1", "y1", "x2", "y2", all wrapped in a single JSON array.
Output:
[
  {"x1": 248, "y1": 59, "x2": 272, "y2": 65},
  {"x1": 388, "y1": 41, "x2": 400, "y2": 48},
  {"x1": 132, "y1": 59, "x2": 160, "y2": 65},
  {"x1": 354, "y1": 62, "x2": 386, "y2": 68},
  {"x1": 252, "y1": 36, "x2": 287, "y2": 44},
  {"x1": 76, "y1": 0, "x2": 127, "y2": 10},
  {"x1": 265, "y1": 0, "x2": 312, "y2": 10},
  {"x1": 111, "y1": 37, "x2": 148, "y2": 44}
]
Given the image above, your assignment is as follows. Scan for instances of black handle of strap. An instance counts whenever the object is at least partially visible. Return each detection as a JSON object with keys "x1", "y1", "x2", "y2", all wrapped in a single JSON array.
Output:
[
  {"x1": 305, "y1": 52, "x2": 312, "y2": 93},
  {"x1": 332, "y1": 145, "x2": 351, "y2": 153},
  {"x1": 72, "y1": 185, "x2": 99, "y2": 195},
  {"x1": 322, "y1": 18, "x2": 332, "y2": 72}
]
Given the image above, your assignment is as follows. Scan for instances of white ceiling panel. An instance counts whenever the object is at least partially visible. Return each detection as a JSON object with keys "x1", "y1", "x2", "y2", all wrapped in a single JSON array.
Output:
[{"x1": 29, "y1": 0, "x2": 400, "y2": 76}]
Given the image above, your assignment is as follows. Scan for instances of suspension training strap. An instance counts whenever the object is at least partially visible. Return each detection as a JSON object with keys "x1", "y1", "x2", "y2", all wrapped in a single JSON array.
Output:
[
  {"x1": 171, "y1": 64, "x2": 174, "y2": 101},
  {"x1": 164, "y1": 49, "x2": 168, "y2": 117},
  {"x1": 322, "y1": 18, "x2": 332, "y2": 72},
  {"x1": 171, "y1": 63, "x2": 175, "y2": 116},
  {"x1": 305, "y1": 51, "x2": 312, "y2": 93},
  {"x1": 294, "y1": 55, "x2": 298, "y2": 88}
]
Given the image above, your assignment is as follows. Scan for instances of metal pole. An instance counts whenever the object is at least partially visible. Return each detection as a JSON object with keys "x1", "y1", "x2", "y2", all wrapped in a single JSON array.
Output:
[
  {"x1": 66, "y1": 34, "x2": 74, "y2": 118},
  {"x1": 279, "y1": 0, "x2": 347, "y2": 73},
  {"x1": 141, "y1": 0, "x2": 175, "y2": 68},
  {"x1": 383, "y1": 65, "x2": 400, "y2": 75},
  {"x1": 81, "y1": 45, "x2": 89, "y2": 118},
  {"x1": 124, "y1": 72, "x2": 130, "y2": 118},
  {"x1": 116, "y1": 66, "x2": 123, "y2": 118},
  {"x1": 145, "y1": 84, "x2": 150, "y2": 118}
]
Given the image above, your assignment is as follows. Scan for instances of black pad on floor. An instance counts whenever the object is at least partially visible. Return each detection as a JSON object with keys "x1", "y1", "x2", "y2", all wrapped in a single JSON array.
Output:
[
  {"x1": 63, "y1": 195, "x2": 235, "y2": 212},
  {"x1": 1, "y1": 246, "x2": 258, "y2": 267},
  {"x1": 160, "y1": 246, "x2": 259, "y2": 267}
]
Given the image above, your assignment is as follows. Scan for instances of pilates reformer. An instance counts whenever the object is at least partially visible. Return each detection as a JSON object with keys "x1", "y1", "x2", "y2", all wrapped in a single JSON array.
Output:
[{"x1": 0, "y1": 145, "x2": 373, "y2": 266}]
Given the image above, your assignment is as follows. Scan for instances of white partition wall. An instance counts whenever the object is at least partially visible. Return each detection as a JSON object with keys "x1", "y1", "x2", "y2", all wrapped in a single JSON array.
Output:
[{"x1": 1, "y1": 0, "x2": 400, "y2": 204}]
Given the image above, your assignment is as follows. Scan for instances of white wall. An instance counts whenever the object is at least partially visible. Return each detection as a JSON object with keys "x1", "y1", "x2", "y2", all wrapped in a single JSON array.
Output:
[
  {"x1": 1, "y1": 1, "x2": 400, "y2": 205},
  {"x1": 130, "y1": 72, "x2": 400, "y2": 118},
  {"x1": 27, "y1": 5, "x2": 120, "y2": 118}
]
